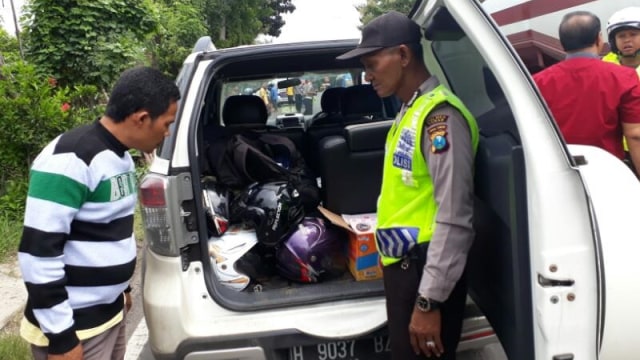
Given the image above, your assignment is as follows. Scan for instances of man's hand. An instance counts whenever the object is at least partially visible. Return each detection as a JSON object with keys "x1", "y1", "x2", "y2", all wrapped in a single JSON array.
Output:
[
  {"x1": 125, "y1": 292, "x2": 132, "y2": 313},
  {"x1": 409, "y1": 307, "x2": 443, "y2": 358},
  {"x1": 48, "y1": 343, "x2": 83, "y2": 360}
]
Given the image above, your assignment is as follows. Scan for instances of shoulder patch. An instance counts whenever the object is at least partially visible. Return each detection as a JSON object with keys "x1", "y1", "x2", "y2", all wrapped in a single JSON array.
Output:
[
  {"x1": 426, "y1": 114, "x2": 449, "y2": 127},
  {"x1": 428, "y1": 125, "x2": 449, "y2": 154}
]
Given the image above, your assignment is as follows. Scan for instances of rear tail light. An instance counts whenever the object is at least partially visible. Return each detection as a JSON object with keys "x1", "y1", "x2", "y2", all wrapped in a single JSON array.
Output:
[{"x1": 139, "y1": 175, "x2": 178, "y2": 256}]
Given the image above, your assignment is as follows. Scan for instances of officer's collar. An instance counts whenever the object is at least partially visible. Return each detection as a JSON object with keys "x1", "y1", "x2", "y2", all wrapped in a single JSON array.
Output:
[{"x1": 407, "y1": 76, "x2": 440, "y2": 107}]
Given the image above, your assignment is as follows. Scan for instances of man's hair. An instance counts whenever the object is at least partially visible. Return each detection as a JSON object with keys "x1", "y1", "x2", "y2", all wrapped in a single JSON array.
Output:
[
  {"x1": 106, "y1": 67, "x2": 181, "y2": 123},
  {"x1": 406, "y1": 42, "x2": 425, "y2": 65},
  {"x1": 558, "y1": 11, "x2": 601, "y2": 52}
]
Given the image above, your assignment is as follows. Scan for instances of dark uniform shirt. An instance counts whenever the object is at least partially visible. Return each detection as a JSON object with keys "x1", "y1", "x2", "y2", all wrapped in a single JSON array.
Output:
[{"x1": 395, "y1": 76, "x2": 475, "y2": 302}]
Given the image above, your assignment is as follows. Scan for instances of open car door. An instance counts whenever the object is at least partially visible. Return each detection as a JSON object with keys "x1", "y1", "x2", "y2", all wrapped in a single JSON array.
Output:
[{"x1": 410, "y1": 1, "x2": 604, "y2": 359}]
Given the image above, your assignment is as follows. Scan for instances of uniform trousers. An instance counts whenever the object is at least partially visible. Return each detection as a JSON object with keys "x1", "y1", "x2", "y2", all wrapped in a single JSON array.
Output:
[{"x1": 382, "y1": 242, "x2": 467, "y2": 360}]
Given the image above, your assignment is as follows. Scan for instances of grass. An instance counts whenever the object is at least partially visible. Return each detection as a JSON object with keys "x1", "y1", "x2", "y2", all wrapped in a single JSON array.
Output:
[
  {"x1": 0, "y1": 334, "x2": 30, "y2": 360},
  {"x1": 0, "y1": 215, "x2": 22, "y2": 263},
  {"x1": 0, "y1": 312, "x2": 30, "y2": 360}
]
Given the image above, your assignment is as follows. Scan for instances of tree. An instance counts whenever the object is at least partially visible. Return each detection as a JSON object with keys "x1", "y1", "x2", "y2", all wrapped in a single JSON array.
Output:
[
  {"x1": 22, "y1": 0, "x2": 156, "y2": 91},
  {"x1": 198, "y1": 0, "x2": 295, "y2": 48},
  {"x1": 262, "y1": 0, "x2": 296, "y2": 38},
  {"x1": 147, "y1": 0, "x2": 208, "y2": 77},
  {"x1": 357, "y1": 0, "x2": 415, "y2": 26}
]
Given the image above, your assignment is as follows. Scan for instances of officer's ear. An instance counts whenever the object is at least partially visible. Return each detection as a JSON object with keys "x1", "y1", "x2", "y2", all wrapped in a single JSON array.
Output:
[{"x1": 397, "y1": 44, "x2": 411, "y2": 67}]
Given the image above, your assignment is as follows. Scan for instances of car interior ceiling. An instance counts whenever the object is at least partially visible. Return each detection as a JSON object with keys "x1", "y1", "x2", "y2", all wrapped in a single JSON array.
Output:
[{"x1": 215, "y1": 52, "x2": 362, "y2": 79}]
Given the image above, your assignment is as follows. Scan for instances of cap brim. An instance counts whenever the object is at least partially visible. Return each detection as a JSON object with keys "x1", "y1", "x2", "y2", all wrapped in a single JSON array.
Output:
[{"x1": 336, "y1": 46, "x2": 383, "y2": 60}]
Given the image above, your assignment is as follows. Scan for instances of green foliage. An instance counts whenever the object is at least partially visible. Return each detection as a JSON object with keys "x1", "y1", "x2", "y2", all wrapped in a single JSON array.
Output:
[
  {"x1": 22, "y1": 0, "x2": 157, "y2": 91},
  {"x1": 0, "y1": 215, "x2": 22, "y2": 263},
  {"x1": 0, "y1": 334, "x2": 30, "y2": 360},
  {"x1": 0, "y1": 61, "x2": 104, "y2": 218},
  {"x1": 357, "y1": 0, "x2": 416, "y2": 26},
  {"x1": 0, "y1": 28, "x2": 20, "y2": 64},
  {"x1": 197, "y1": 0, "x2": 295, "y2": 48},
  {"x1": 147, "y1": 0, "x2": 208, "y2": 77}
]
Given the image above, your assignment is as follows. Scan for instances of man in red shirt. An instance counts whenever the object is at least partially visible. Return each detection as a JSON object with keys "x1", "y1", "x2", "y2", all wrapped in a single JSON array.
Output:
[{"x1": 534, "y1": 10, "x2": 640, "y2": 173}]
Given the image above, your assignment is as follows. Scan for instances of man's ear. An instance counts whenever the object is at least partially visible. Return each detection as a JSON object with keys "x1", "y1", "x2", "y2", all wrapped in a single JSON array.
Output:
[
  {"x1": 398, "y1": 45, "x2": 411, "y2": 67},
  {"x1": 128, "y1": 110, "x2": 150, "y2": 127},
  {"x1": 596, "y1": 33, "x2": 605, "y2": 53}
]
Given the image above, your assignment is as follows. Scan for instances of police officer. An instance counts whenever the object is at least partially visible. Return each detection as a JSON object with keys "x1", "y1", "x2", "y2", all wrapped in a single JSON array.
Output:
[
  {"x1": 603, "y1": 7, "x2": 640, "y2": 76},
  {"x1": 603, "y1": 7, "x2": 640, "y2": 168},
  {"x1": 337, "y1": 11, "x2": 478, "y2": 360}
]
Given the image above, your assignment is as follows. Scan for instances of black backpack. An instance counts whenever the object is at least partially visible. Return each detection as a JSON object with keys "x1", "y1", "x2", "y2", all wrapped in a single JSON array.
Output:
[{"x1": 206, "y1": 131, "x2": 320, "y2": 211}]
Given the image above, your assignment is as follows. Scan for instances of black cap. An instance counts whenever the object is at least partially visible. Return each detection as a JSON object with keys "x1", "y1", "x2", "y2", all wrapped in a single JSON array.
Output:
[{"x1": 337, "y1": 11, "x2": 422, "y2": 60}]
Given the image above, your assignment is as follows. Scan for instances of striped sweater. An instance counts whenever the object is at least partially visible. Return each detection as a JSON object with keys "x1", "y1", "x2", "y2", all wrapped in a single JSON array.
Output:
[{"x1": 18, "y1": 120, "x2": 137, "y2": 354}]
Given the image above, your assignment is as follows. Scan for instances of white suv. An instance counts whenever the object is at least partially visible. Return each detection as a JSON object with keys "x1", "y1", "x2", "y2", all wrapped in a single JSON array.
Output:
[{"x1": 139, "y1": 1, "x2": 640, "y2": 359}]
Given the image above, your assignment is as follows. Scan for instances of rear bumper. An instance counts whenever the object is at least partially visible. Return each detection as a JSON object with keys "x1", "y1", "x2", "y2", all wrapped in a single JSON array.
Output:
[{"x1": 143, "y1": 247, "x2": 498, "y2": 359}]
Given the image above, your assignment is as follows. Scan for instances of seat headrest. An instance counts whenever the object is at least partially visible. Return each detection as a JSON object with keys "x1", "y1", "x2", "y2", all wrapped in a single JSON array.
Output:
[
  {"x1": 341, "y1": 84, "x2": 383, "y2": 118},
  {"x1": 320, "y1": 87, "x2": 346, "y2": 114},
  {"x1": 222, "y1": 95, "x2": 268, "y2": 126}
]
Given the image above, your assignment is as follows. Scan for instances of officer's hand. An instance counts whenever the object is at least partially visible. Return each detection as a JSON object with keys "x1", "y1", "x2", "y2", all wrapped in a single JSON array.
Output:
[
  {"x1": 409, "y1": 308, "x2": 443, "y2": 358},
  {"x1": 48, "y1": 343, "x2": 83, "y2": 360}
]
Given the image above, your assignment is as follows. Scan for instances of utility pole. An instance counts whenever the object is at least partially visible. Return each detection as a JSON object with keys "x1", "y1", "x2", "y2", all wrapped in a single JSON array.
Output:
[{"x1": 9, "y1": 0, "x2": 24, "y2": 59}]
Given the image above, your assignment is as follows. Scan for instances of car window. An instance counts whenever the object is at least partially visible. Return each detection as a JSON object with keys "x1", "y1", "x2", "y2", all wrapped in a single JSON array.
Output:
[
  {"x1": 431, "y1": 36, "x2": 499, "y2": 118},
  {"x1": 219, "y1": 70, "x2": 361, "y2": 126}
]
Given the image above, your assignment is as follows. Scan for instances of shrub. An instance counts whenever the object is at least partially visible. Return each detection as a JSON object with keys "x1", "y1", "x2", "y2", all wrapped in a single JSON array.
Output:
[{"x1": 0, "y1": 61, "x2": 104, "y2": 219}]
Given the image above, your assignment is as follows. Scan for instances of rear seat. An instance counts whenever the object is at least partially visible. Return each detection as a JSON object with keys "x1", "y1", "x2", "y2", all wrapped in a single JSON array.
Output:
[
  {"x1": 306, "y1": 84, "x2": 387, "y2": 176},
  {"x1": 220, "y1": 94, "x2": 306, "y2": 152},
  {"x1": 318, "y1": 120, "x2": 393, "y2": 214}
]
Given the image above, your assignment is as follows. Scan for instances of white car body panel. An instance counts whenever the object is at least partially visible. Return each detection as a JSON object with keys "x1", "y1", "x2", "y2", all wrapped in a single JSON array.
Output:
[
  {"x1": 143, "y1": 249, "x2": 387, "y2": 354},
  {"x1": 172, "y1": 60, "x2": 213, "y2": 168},
  {"x1": 569, "y1": 145, "x2": 640, "y2": 359},
  {"x1": 432, "y1": 0, "x2": 601, "y2": 356}
]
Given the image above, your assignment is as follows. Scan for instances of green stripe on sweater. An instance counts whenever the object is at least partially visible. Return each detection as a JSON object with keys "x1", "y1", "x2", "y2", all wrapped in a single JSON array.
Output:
[{"x1": 28, "y1": 170, "x2": 89, "y2": 209}]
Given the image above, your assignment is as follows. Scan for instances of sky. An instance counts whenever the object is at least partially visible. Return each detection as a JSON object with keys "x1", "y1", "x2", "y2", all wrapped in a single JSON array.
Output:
[
  {"x1": 1, "y1": 0, "x2": 365, "y2": 42},
  {"x1": 0, "y1": 0, "x2": 24, "y2": 35},
  {"x1": 272, "y1": 0, "x2": 366, "y2": 43}
]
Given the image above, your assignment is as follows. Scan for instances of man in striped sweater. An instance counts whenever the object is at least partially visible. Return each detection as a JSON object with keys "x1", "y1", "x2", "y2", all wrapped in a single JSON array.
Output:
[{"x1": 18, "y1": 67, "x2": 180, "y2": 360}]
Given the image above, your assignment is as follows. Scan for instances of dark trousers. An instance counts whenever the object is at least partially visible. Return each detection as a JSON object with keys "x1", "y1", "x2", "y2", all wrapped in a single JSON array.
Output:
[
  {"x1": 382, "y1": 243, "x2": 467, "y2": 360},
  {"x1": 294, "y1": 94, "x2": 303, "y2": 112}
]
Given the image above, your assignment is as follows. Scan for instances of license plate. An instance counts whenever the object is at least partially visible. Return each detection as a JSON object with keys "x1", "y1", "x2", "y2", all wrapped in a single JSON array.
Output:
[{"x1": 289, "y1": 336, "x2": 391, "y2": 360}]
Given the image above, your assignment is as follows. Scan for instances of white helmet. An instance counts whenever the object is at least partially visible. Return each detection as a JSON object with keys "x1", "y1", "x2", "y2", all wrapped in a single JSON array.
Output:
[
  {"x1": 607, "y1": 7, "x2": 640, "y2": 54},
  {"x1": 208, "y1": 226, "x2": 258, "y2": 291}
]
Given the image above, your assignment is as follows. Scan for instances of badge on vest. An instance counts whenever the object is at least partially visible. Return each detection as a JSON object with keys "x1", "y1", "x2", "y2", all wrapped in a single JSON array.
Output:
[{"x1": 428, "y1": 124, "x2": 449, "y2": 154}]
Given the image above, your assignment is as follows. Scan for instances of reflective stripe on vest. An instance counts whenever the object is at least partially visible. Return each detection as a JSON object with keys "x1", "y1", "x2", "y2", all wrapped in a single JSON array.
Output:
[{"x1": 375, "y1": 85, "x2": 479, "y2": 266}]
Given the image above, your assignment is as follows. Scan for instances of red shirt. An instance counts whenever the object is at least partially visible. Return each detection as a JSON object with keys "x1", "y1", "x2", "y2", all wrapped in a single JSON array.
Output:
[{"x1": 533, "y1": 57, "x2": 640, "y2": 159}]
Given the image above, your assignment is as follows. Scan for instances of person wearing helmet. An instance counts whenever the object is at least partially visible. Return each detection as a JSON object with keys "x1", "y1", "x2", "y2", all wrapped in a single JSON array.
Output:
[
  {"x1": 534, "y1": 11, "x2": 640, "y2": 175},
  {"x1": 337, "y1": 11, "x2": 479, "y2": 360},
  {"x1": 603, "y1": 7, "x2": 640, "y2": 163},
  {"x1": 603, "y1": 7, "x2": 640, "y2": 76}
]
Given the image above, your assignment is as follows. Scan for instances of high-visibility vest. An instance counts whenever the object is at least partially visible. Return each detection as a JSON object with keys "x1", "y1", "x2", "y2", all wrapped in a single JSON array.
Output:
[
  {"x1": 603, "y1": 52, "x2": 640, "y2": 77},
  {"x1": 376, "y1": 85, "x2": 479, "y2": 266},
  {"x1": 602, "y1": 52, "x2": 640, "y2": 152}
]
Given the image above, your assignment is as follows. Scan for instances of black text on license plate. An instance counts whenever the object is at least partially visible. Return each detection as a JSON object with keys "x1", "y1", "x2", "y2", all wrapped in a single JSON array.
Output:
[{"x1": 290, "y1": 336, "x2": 391, "y2": 360}]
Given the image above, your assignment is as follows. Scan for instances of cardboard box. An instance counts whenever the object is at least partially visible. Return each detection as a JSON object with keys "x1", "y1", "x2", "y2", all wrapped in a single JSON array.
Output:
[{"x1": 318, "y1": 207, "x2": 382, "y2": 281}]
